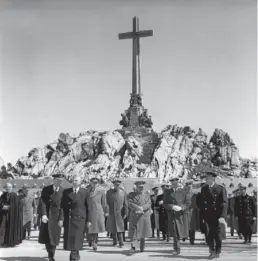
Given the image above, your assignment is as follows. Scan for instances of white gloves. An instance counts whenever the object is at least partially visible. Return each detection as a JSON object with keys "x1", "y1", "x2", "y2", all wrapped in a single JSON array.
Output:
[
  {"x1": 218, "y1": 217, "x2": 226, "y2": 225},
  {"x1": 159, "y1": 200, "x2": 163, "y2": 205},
  {"x1": 42, "y1": 215, "x2": 48, "y2": 223},
  {"x1": 172, "y1": 205, "x2": 182, "y2": 212}
]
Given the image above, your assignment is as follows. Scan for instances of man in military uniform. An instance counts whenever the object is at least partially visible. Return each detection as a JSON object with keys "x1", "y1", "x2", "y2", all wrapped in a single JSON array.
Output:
[
  {"x1": 252, "y1": 189, "x2": 257, "y2": 235},
  {"x1": 106, "y1": 179, "x2": 128, "y2": 247},
  {"x1": 38, "y1": 174, "x2": 64, "y2": 261},
  {"x1": 59, "y1": 176, "x2": 91, "y2": 261},
  {"x1": 163, "y1": 178, "x2": 190, "y2": 255},
  {"x1": 199, "y1": 171, "x2": 228, "y2": 259},
  {"x1": 150, "y1": 187, "x2": 160, "y2": 238},
  {"x1": 155, "y1": 185, "x2": 169, "y2": 241},
  {"x1": 234, "y1": 185, "x2": 257, "y2": 244},
  {"x1": 128, "y1": 181, "x2": 152, "y2": 253}
]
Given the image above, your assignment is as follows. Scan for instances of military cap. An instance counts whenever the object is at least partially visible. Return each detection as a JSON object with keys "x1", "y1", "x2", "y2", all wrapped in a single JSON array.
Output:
[
  {"x1": 232, "y1": 189, "x2": 240, "y2": 194},
  {"x1": 161, "y1": 184, "x2": 168, "y2": 188},
  {"x1": 112, "y1": 179, "x2": 122, "y2": 184},
  {"x1": 90, "y1": 177, "x2": 99, "y2": 183},
  {"x1": 152, "y1": 186, "x2": 159, "y2": 191},
  {"x1": 134, "y1": 181, "x2": 146, "y2": 186},
  {"x1": 169, "y1": 177, "x2": 179, "y2": 182},
  {"x1": 239, "y1": 185, "x2": 247, "y2": 190},
  {"x1": 185, "y1": 179, "x2": 193, "y2": 185},
  {"x1": 205, "y1": 171, "x2": 217, "y2": 177},
  {"x1": 52, "y1": 173, "x2": 64, "y2": 179}
]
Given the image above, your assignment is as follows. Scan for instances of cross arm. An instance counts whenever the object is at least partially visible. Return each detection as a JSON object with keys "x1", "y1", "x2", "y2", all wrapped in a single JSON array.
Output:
[
  {"x1": 118, "y1": 32, "x2": 134, "y2": 40},
  {"x1": 137, "y1": 30, "x2": 153, "y2": 38}
]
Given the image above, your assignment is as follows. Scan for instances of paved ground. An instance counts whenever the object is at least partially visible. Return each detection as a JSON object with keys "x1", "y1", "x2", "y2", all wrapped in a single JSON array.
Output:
[{"x1": 0, "y1": 229, "x2": 257, "y2": 261}]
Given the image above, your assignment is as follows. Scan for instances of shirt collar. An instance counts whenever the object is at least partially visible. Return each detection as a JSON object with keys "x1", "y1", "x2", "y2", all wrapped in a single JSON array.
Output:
[
  {"x1": 53, "y1": 185, "x2": 59, "y2": 192},
  {"x1": 210, "y1": 182, "x2": 215, "y2": 188},
  {"x1": 73, "y1": 187, "x2": 79, "y2": 193}
]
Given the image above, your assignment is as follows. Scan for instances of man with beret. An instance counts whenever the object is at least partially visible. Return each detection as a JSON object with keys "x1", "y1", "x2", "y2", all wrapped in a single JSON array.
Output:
[
  {"x1": 155, "y1": 184, "x2": 169, "y2": 241},
  {"x1": 128, "y1": 180, "x2": 152, "y2": 253},
  {"x1": 150, "y1": 187, "x2": 160, "y2": 238},
  {"x1": 234, "y1": 185, "x2": 257, "y2": 244},
  {"x1": 38, "y1": 173, "x2": 64, "y2": 261},
  {"x1": 59, "y1": 175, "x2": 91, "y2": 261},
  {"x1": 163, "y1": 177, "x2": 191, "y2": 255},
  {"x1": 86, "y1": 177, "x2": 108, "y2": 251},
  {"x1": 106, "y1": 179, "x2": 128, "y2": 247},
  {"x1": 198, "y1": 171, "x2": 228, "y2": 259}
]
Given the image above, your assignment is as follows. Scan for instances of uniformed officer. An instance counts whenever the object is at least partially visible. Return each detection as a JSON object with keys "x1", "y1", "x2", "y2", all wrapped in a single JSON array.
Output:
[
  {"x1": 252, "y1": 189, "x2": 257, "y2": 235},
  {"x1": 106, "y1": 179, "x2": 128, "y2": 247},
  {"x1": 234, "y1": 185, "x2": 257, "y2": 244},
  {"x1": 198, "y1": 171, "x2": 228, "y2": 259},
  {"x1": 163, "y1": 177, "x2": 190, "y2": 255},
  {"x1": 38, "y1": 173, "x2": 64, "y2": 261},
  {"x1": 128, "y1": 181, "x2": 152, "y2": 253}
]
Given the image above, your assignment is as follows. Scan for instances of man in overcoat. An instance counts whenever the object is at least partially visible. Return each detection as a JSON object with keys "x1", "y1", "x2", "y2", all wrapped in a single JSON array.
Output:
[
  {"x1": 163, "y1": 177, "x2": 190, "y2": 255},
  {"x1": 234, "y1": 185, "x2": 257, "y2": 244},
  {"x1": 199, "y1": 171, "x2": 228, "y2": 259},
  {"x1": 227, "y1": 190, "x2": 239, "y2": 237},
  {"x1": 38, "y1": 174, "x2": 64, "y2": 261},
  {"x1": 106, "y1": 179, "x2": 128, "y2": 247},
  {"x1": 155, "y1": 185, "x2": 169, "y2": 241},
  {"x1": 128, "y1": 181, "x2": 152, "y2": 253},
  {"x1": 150, "y1": 187, "x2": 160, "y2": 238},
  {"x1": 252, "y1": 189, "x2": 257, "y2": 234},
  {"x1": 59, "y1": 176, "x2": 91, "y2": 261},
  {"x1": 85, "y1": 177, "x2": 107, "y2": 251}
]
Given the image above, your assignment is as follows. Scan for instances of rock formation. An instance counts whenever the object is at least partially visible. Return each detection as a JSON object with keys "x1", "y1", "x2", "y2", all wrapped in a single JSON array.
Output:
[{"x1": 1, "y1": 124, "x2": 254, "y2": 182}]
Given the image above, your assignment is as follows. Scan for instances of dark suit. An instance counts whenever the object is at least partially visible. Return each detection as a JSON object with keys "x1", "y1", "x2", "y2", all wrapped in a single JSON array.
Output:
[
  {"x1": 155, "y1": 194, "x2": 168, "y2": 240},
  {"x1": 234, "y1": 194, "x2": 256, "y2": 242},
  {"x1": 150, "y1": 194, "x2": 159, "y2": 238},
  {"x1": 199, "y1": 184, "x2": 227, "y2": 254},
  {"x1": 38, "y1": 185, "x2": 63, "y2": 259},
  {"x1": 60, "y1": 188, "x2": 89, "y2": 261}
]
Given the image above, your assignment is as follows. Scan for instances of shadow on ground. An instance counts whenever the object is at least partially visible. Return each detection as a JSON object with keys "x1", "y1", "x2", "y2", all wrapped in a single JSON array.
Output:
[{"x1": 0, "y1": 257, "x2": 47, "y2": 261}]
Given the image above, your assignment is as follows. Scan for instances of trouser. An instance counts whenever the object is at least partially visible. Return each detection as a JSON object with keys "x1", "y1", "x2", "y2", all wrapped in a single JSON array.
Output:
[
  {"x1": 173, "y1": 236, "x2": 180, "y2": 250},
  {"x1": 45, "y1": 243, "x2": 56, "y2": 258},
  {"x1": 70, "y1": 250, "x2": 80, "y2": 261},
  {"x1": 23, "y1": 221, "x2": 31, "y2": 239},
  {"x1": 243, "y1": 234, "x2": 252, "y2": 242},
  {"x1": 189, "y1": 230, "x2": 195, "y2": 243},
  {"x1": 88, "y1": 233, "x2": 98, "y2": 244},
  {"x1": 131, "y1": 237, "x2": 145, "y2": 251},
  {"x1": 112, "y1": 232, "x2": 124, "y2": 245},
  {"x1": 152, "y1": 228, "x2": 160, "y2": 237},
  {"x1": 207, "y1": 220, "x2": 222, "y2": 254}
]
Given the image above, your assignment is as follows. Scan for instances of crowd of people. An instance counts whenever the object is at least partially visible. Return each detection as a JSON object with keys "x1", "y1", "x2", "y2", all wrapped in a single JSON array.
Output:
[{"x1": 0, "y1": 170, "x2": 257, "y2": 261}]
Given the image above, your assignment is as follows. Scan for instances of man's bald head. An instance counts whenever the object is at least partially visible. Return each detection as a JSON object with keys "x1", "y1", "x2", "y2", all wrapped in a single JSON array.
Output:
[{"x1": 5, "y1": 183, "x2": 13, "y2": 193}]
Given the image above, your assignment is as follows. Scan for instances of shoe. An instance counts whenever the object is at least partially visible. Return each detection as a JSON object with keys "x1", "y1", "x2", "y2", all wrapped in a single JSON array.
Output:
[
  {"x1": 113, "y1": 241, "x2": 117, "y2": 246},
  {"x1": 248, "y1": 240, "x2": 252, "y2": 244},
  {"x1": 174, "y1": 248, "x2": 180, "y2": 255},
  {"x1": 129, "y1": 247, "x2": 136, "y2": 254},
  {"x1": 93, "y1": 243, "x2": 97, "y2": 251},
  {"x1": 88, "y1": 242, "x2": 92, "y2": 247},
  {"x1": 215, "y1": 253, "x2": 220, "y2": 258},
  {"x1": 243, "y1": 241, "x2": 248, "y2": 244},
  {"x1": 48, "y1": 258, "x2": 55, "y2": 261},
  {"x1": 119, "y1": 242, "x2": 124, "y2": 248},
  {"x1": 182, "y1": 238, "x2": 186, "y2": 242},
  {"x1": 190, "y1": 241, "x2": 194, "y2": 245},
  {"x1": 208, "y1": 251, "x2": 216, "y2": 260}
]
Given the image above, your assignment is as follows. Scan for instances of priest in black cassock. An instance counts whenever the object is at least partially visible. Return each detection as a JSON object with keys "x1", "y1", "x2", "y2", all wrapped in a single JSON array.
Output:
[{"x1": 0, "y1": 182, "x2": 23, "y2": 247}]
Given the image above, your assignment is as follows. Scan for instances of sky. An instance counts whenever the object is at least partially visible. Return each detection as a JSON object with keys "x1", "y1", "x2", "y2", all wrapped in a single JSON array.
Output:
[{"x1": 0, "y1": 0, "x2": 257, "y2": 163}]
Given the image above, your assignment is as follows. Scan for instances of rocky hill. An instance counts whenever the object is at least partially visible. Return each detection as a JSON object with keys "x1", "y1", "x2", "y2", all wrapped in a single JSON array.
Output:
[{"x1": 2, "y1": 125, "x2": 257, "y2": 182}]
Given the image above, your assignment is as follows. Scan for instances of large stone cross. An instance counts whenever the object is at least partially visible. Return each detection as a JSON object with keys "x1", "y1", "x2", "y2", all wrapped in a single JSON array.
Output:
[{"x1": 118, "y1": 17, "x2": 153, "y2": 105}]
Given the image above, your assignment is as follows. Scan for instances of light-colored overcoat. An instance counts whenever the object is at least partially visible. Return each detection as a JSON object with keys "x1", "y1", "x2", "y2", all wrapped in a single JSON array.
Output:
[
  {"x1": 106, "y1": 188, "x2": 128, "y2": 233},
  {"x1": 128, "y1": 191, "x2": 152, "y2": 239},
  {"x1": 86, "y1": 187, "x2": 107, "y2": 234}
]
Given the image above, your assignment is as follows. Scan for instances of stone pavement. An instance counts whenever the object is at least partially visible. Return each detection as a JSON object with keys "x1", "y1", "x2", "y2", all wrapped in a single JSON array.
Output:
[{"x1": 0, "y1": 230, "x2": 257, "y2": 261}]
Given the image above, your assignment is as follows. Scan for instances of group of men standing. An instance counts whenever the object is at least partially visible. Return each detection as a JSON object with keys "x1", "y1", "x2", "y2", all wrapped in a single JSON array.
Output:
[{"x1": 0, "y1": 170, "x2": 257, "y2": 261}]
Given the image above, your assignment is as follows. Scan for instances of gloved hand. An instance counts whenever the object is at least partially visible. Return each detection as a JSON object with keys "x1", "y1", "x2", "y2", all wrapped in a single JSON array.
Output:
[
  {"x1": 42, "y1": 215, "x2": 48, "y2": 223},
  {"x1": 172, "y1": 205, "x2": 182, "y2": 212}
]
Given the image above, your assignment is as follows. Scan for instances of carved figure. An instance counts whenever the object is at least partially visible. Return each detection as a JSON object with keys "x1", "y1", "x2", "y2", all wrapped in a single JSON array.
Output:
[{"x1": 119, "y1": 113, "x2": 129, "y2": 127}]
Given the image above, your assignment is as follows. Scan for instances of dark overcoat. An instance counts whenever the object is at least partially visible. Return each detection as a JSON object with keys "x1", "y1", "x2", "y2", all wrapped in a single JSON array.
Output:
[
  {"x1": 60, "y1": 188, "x2": 89, "y2": 251},
  {"x1": 150, "y1": 194, "x2": 159, "y2": 229},
  {"x1": 188, "y1": 193, "x2": 200, "y2": 231},
  {"x1": 234, "y1": 194, "x2": 256, "y2": 235},
  {"x1": 163, "y1": 188, "x2": 190, "y2": 238},
  {"x1": 106, "y1": 188, "x2": 128, "y2": 233},
  {"x1": 155, "y1": 194, "x2": 168, "y2": 233},
  {"x1": 86, "y1": 187, "x2": 107, "y2": 234},
  {"x1": 199, "y1": 184, "x2": 228, "y2": 240},
  {"x1": 253, "y1": 197, "x2": 257, "y2": 234},
  {"x1": 38, "y1": 185, "x2": 64, "y2": 246},
  {"x1": 227, "y1": 197, "x2": 238, "y2": 230},
  {"x1": 128, "y1": 191, "x2": 152, "y2": 239}
]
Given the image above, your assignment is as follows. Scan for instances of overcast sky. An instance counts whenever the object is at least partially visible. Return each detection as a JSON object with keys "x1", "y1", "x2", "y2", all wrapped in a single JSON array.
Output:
[{"x1": 0, "y1": 0, "x2": 257, "y2": 163}]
